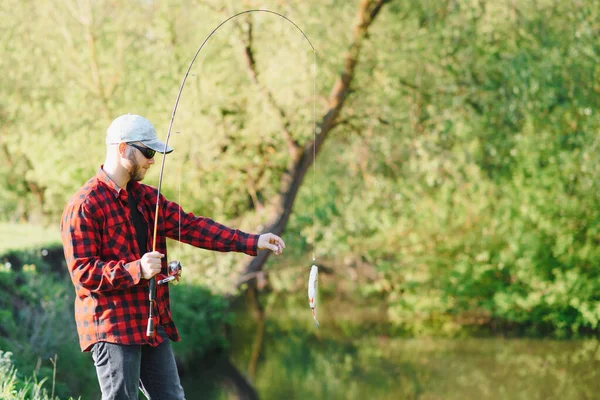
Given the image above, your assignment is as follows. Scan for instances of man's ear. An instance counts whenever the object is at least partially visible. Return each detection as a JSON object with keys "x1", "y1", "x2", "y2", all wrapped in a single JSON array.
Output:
[{"x1": 118, "y1": 142, "x2": 128, "y2": 157}]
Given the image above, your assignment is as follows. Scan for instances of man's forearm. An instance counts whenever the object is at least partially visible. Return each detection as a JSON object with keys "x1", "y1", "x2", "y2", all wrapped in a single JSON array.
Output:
[{"x1": 68, "y1": 257, "x2": 143, "y2": 293}]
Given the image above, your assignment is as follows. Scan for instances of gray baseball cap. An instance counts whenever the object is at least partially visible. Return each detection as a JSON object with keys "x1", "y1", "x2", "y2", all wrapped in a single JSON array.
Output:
[{"x1": 106, "y1": 114, "x2": 174, "y2": 154}]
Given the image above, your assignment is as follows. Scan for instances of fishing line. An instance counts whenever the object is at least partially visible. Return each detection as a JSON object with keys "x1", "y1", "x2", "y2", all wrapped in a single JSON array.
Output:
[
  {"x1": 178, "y1": 159, "x2": 181, "y2": 259},
  {"x1": 309, "y1": 52, "x2": 320, "y2": 328},
  {"x1": 312, "y1": 53, "x2": 317, "y2": 264}
]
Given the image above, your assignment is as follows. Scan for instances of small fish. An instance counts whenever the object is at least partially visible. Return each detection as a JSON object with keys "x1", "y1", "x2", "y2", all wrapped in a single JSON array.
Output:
[{"x1": 308, "y1": 265, "x2": 320, "y2": 328}]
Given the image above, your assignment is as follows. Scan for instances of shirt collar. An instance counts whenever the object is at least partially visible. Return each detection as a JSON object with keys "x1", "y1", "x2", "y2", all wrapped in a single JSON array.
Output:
[
  {"x1": 97, "y1": 166, "x2": 124, "y2": 198},
  {"x1": 96, "y1": 166, "x2": 148, "y2": 202}
]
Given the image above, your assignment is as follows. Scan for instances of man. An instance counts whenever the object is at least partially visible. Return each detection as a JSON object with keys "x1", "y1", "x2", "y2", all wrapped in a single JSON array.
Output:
[{"x1": 60, "y1": 114, "x2": 285, "y2": 400}]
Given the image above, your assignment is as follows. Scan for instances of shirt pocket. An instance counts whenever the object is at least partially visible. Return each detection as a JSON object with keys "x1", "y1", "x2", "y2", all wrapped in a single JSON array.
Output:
[{"x1": 102, "y1": 213, "x2": 132, "y2": 259}]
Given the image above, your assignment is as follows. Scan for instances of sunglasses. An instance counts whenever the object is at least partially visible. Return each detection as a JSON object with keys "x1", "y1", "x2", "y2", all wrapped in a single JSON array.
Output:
[{"x1": 128, "y1": 143, "x2": 156, "y2": 159}]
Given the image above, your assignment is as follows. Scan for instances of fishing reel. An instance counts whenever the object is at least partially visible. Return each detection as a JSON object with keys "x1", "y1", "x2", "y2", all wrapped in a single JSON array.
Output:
[{"x1": 157, "y1": 260, "x2": 183, "y2": 285}]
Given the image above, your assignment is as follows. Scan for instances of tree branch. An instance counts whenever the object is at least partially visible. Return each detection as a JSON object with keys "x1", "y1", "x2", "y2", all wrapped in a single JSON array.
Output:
[{"x1": 235, "y1": 14, "x2": 301, "y2": 161}]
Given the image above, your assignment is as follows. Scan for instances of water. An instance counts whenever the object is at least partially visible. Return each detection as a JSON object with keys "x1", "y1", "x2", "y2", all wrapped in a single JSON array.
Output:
[
  {"x1": 176, "y1": 294, "x2": 600, "y2": 400},
  {"x1": 220, "y1": 324, "x2": 600, "y2": 399}
]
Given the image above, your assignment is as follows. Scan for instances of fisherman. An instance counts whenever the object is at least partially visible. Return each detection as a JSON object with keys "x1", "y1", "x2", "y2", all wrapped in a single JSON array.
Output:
[{"x1": 60, "y1": 114, "x2": 285, "y2": 400}]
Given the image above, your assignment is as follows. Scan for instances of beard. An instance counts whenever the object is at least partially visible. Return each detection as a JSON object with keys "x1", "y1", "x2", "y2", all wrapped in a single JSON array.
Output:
[{"x1": 125, "y1": 149, "x2": 145, "y2": 181}]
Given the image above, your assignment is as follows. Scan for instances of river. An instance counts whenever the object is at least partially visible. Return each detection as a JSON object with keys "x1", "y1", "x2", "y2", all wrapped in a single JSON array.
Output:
[{"x1": 181, "y1": 305, "x2": 600, "y2": 399}]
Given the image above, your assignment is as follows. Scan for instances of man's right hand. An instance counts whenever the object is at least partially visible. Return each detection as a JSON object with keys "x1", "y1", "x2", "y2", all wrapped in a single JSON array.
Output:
[{"x1": 141, "y1": 251, "x2": 164, "y2": 280}]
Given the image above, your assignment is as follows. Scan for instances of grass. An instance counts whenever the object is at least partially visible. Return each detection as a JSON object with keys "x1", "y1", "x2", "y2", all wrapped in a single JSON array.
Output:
[
  {"x1": 0, "y1": 223, "x2": 61, "y2": 254},
  {"x1": 0, "y1": 351, "x2": 77, "y2": 400}
]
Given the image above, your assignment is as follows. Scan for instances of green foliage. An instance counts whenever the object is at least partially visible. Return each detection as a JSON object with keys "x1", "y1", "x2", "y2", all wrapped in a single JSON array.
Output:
[
  {"x1": 0, "y1": 249, "x2": 97, "y2": 399},
  {"x1": 170, "y1": 283, "x2": 234, "y2": 364},
  {"x1": 2, "y1": 0, "x2": 600, "y2": 337},
  {"x1": 0, "y1": 350, "x2": 77, "y2": 400},
  {"x1": 290, "y1": 0, "x2": 600, "y2": 337}
]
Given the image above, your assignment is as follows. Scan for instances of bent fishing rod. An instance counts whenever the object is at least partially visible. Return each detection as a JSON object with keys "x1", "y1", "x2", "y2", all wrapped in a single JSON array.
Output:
[{"x1": 146, "y1": 9, "x2": 318, "y2": 337}]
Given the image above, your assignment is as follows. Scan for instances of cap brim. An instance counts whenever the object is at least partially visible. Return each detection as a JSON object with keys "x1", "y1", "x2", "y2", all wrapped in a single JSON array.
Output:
[{"x1": 142, "y1": 139, "x2": 174, "y2": 154}]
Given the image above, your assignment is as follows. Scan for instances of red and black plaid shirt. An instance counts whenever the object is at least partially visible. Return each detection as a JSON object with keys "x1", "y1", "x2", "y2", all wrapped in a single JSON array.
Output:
[{"x1": 61, "y1": 167, "x2": 259, "y2": 352}]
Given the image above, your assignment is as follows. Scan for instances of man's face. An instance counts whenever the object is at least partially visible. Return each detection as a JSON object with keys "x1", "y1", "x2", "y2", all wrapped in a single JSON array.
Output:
[{"x1": 124, "y1": 142, "x2": 155, "y2": 181}]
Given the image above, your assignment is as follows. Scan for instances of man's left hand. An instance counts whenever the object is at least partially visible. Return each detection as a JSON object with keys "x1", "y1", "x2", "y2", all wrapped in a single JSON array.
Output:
[{"x1": 258, "y1": 233, "x2": 286, "y2": 255}]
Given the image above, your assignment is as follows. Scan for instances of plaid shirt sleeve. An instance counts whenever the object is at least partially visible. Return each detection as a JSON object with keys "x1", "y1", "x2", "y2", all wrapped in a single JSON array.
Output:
[
  {"x1": 158, "y1": 193, "x2": 259, "y2": 255},
  {"x1": 61, "y1": 201, "x2": 142, "y2": 293}
]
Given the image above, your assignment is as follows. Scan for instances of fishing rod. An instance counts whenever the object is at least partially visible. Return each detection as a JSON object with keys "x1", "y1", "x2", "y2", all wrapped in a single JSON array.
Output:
[{"x1": 146, "y1": 9, "x2": 318, "y2": 338}]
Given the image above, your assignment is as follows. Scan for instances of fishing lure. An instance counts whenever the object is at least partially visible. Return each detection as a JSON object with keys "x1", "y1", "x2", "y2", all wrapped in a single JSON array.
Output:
[{"x1": 308, "y1": 265, "x2": 319, "y2": 328}]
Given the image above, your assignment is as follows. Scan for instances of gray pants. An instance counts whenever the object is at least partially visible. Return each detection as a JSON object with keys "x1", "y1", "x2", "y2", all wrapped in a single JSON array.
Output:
[{"x1": 91, "y1": 337, "x2": 186, "y2": 400}]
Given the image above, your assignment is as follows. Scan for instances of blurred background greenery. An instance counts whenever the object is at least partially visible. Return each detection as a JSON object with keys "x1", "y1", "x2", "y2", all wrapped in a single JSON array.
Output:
[{"x1": 2, "y1": 0, "x2": 600, "y2": 398}]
